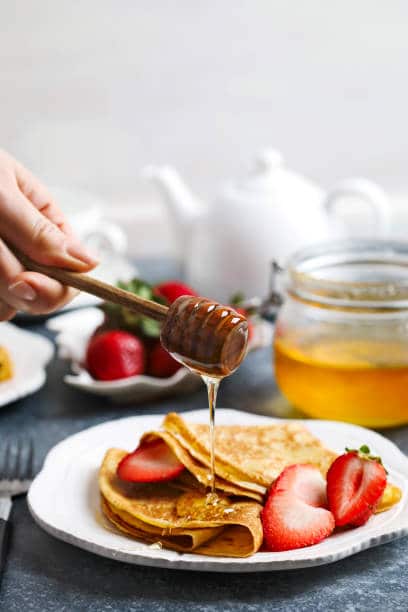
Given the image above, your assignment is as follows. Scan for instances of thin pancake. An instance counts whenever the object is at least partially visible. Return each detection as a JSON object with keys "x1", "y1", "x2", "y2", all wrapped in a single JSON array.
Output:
[
  {"x1": 141, "y1": 415, "x2": 400, "y2": 514},
  {"x1": 99, "y1": 448, "x2": 263, "y2": 557},
  {"x1": 101, "y1": 497, "x2": 223, "y2": 551},
  {"x1": 163, "y1": 412, "x2": 337, "y2": 491},
  {"x1": 140, "y1": 430, "x2": 264, "y2": 503}
]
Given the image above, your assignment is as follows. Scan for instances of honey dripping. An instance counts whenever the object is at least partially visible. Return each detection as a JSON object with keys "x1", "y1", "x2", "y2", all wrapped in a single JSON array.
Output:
[
  {"x1": 202, "y1": 375, "x2": 221, "y2": 499},
  {"x1": 160, "y1": 296, "x2": 249, "y2": 503}
]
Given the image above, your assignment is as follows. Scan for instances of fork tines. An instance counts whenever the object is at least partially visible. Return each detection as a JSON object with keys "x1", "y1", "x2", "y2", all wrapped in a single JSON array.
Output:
[{"x1": 0, "y1": 438, "x2": 34, "y2": 483}]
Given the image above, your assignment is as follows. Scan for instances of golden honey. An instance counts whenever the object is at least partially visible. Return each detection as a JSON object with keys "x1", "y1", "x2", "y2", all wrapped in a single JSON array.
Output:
[{"x1": 275, "y1": 334, "x2": 408, "y2": 428}]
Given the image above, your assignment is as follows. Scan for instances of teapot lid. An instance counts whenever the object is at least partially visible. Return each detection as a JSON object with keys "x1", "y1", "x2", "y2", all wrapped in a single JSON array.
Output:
[{"x1": 224, "y1": 148, "x2": 323, "y2": 203}]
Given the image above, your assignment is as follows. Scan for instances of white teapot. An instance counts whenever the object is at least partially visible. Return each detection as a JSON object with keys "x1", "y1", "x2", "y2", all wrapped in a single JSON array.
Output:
[{"x1": 144, "y1": 150, "x2": 391, "y2": 302}]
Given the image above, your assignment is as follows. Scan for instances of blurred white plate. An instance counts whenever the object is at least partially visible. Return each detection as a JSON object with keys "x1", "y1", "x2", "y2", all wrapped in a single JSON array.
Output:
[
  {"x1": 28, "y1": 409, "x2": 408, "y2": 572},
  {"x1": 46, "y1": 308, "x2": 273, "y2": 403},
  {"x1": 0, "y1": 323, "x2": 54, "y2": 407}
]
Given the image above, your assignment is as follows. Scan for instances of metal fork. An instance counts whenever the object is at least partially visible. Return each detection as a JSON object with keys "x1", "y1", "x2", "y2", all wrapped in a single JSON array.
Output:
[{"x1": 0, "y1": 438, "x2": 34, "y2": 577}]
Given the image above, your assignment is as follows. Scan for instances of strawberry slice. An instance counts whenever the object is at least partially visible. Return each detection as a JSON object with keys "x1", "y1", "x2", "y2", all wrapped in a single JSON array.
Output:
[
  {"x1": 262, "y1": 464, "x2": 335, "y2": 551},
  {"x1": 349, "y1": 506, "x2": 375, "y2": 527},
  {"x1": 117, "y1": 440, "x2": 185, "y2": 483},
  {"x1": 327, "y1": 445, "x2": 387, "y2": 527}
]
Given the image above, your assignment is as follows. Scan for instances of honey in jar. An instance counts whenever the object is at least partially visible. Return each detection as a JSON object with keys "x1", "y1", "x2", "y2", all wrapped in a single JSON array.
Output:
[
  {"x1": 275, "y1": 334, "x2": 408, "y2": 427},
  {"x1": 273, "y1": 240, "x2": 408, "y2": 428}
]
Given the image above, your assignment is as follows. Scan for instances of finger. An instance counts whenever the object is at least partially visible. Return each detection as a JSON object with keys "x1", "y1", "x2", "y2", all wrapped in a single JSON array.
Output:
[
  {"x1": 0, "y1": 185, "x2": 98, "y2": 271},
  {"x1": 8, "y1": 271, "x2": 79, "y2": 315},
  {"x1": 14, "y1": 162, "x2": 74, "y2": 237},
  {"x1": 0, "y1": 237, "x2": 79, "y2": 315},
  {"x1": 0, "y1": 237, "x2": 28, "y2": 311},
  {"x1": 0, "y1": 299, "x2": 16, "y2": 322}
]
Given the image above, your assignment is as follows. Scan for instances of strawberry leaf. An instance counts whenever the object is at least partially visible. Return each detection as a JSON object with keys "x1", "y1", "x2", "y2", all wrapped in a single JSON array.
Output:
[
  {"x1": 139, "y1": 316, "x2": 161, "y2": 338},
  {"x1": 230, "y1": 291, "x2": 246, "y2": 306},
  {"x1": 100, "y1": 277, "x2": 165, "y2": 339},
  {"x1": 229, "y1": 291, "x2": 257, "y2": 315},
  {"x1": 344, "y1": 445, "x2": 387, "y2": 472}
]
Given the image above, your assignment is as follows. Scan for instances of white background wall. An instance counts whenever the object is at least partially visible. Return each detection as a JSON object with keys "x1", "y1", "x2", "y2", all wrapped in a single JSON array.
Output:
[{"x1": 1, "y1": 1, "x2": 408, "y2": 255}]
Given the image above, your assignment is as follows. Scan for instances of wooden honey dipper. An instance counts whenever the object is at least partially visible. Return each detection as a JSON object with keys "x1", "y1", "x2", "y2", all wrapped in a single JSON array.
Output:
[{"x1": 12, "y1": 248, "x2": 249, "y2": 377}]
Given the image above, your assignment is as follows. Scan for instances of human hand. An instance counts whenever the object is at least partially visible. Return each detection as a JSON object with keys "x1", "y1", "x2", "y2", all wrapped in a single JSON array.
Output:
[{"x1": 0, "y1": 149, "x2": 98, "y2": 320}]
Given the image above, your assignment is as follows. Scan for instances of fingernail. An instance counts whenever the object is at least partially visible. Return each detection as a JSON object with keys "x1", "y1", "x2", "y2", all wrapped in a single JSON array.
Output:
[
  {"x1": 8, "y1": 281, "x2": 37, "y2": 301},
  {"x1": 66, "y1": 241, "x2": 99, "y2": 266}
]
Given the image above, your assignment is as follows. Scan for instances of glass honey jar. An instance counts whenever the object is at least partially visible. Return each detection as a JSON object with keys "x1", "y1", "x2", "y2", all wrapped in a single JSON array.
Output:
[{"x1": 273, "y1": 240, "x2": 408, "y2": 428}]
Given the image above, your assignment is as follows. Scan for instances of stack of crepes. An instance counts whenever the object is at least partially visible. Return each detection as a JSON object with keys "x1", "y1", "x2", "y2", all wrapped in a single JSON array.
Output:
[{"x1": 99, "y1": 413, "x2": 338, "y2": 557}]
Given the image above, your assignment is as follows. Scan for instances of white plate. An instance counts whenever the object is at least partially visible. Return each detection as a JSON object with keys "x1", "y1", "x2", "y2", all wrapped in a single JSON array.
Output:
[
  {"x1": 28, "y1": 409, "x2": 408, "y2": 572},
  {"x1": 46, "y1": 309, "x2": 273, "y2": 403},
  {"x1": 0, "y1": 323, "x2": 54, "y2": 407}
]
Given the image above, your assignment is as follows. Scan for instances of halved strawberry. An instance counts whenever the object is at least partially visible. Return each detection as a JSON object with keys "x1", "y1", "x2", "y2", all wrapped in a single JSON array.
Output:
[
  {"x1": 117, "y1": 439, "x2": 185, "y2": 483},
  {"x1": 262, "y1": 464, "x2": 335, "y2": 551},
  {"x1": 349, "y1": 506, "x2": 375, "y2": 527},
  {"x1": 327, "y1": 445, "x2": 387, "y2": 527}
]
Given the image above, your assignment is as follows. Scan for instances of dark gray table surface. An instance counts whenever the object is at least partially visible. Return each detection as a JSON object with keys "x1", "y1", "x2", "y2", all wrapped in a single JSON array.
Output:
[{"x1": 1, "y1": 261, "x2": 408, "y2": 612}]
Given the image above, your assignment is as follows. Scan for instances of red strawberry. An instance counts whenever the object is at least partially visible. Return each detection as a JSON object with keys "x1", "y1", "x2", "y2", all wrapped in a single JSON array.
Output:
[
  {"x1": 117, "y1": 439, "x2": 185, "y2": 483},
  {"x1": 86, "y1": 330, "x2": 145, "y2": 381},
  {"x1": 233, "y1": 307, "x2": 254, "y2": 342},
  {"x1": 327, "y1": 446, "x2": 387, "y2": 527},
  {"x1": 262, "y1": 464, "x2": 335, "y2": 551},
  {"x1": 147, "y1": 342, "x2": 182, "y2": 378},
  {"x1": 154, "y1": 281, "x2": 197, "y2": 304},
  {"x1": 349, "y1": 506, "x2": 374, "y2": 527}
]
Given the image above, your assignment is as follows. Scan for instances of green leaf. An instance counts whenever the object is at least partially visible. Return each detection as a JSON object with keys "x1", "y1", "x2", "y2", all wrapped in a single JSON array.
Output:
[
  {"x1": 117, "y1": 278, "x2": 154, "y2": 300},
  {"x1": 139, "y1": 316, "x2": 161, "y2": 338},
  {"x1": 99, "y1": 277, "x2": 164, "y2": 340},
  {"x1": 230, "y1": 291, "x2": 246, "y2": 306},
  {"x1": 344, "y1": 444, "x2": 386, "y2": 471}
]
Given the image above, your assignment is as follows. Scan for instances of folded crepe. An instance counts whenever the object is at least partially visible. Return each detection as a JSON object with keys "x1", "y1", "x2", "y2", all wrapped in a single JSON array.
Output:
[
  {"x1": 153, "y1": 414, "x2": 399, "y2": 510},
  {"x1": 99, "y1": 414, "x2": 337, "y2": 556},
  {"x1": 99, "y1": 448, "x2": 263, "y2": 557},
  {"x1": 141, "y1": 412, "x2": 337, "y2": 499}
]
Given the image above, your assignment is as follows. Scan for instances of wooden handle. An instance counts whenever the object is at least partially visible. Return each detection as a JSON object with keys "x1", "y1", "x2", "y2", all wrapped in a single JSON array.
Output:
[{"x1": 11, "y1": 247, "x2": 168, "y2": 323}]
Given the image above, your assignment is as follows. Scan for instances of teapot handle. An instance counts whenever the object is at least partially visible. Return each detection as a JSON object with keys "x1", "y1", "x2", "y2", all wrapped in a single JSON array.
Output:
[{"x1": 323, "y1": 178, "x2": 391, "y2": 237}]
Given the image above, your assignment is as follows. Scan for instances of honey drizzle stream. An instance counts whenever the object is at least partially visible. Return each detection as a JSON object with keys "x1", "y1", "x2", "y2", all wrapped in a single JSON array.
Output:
[{"x1": 202, "y1": 375, "x2": 220, "y2": 496}]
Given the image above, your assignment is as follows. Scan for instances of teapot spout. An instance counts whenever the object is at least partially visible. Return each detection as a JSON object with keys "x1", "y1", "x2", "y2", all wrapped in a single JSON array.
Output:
[{"x1": 142, "y1": 165, "x2": 204, "y2": 231}]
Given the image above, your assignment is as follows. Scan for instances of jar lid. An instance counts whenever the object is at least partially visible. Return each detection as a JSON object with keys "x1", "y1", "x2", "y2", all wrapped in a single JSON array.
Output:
[{"x1": 286, "y1": 240, "x2": 408, "y2": 310}]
